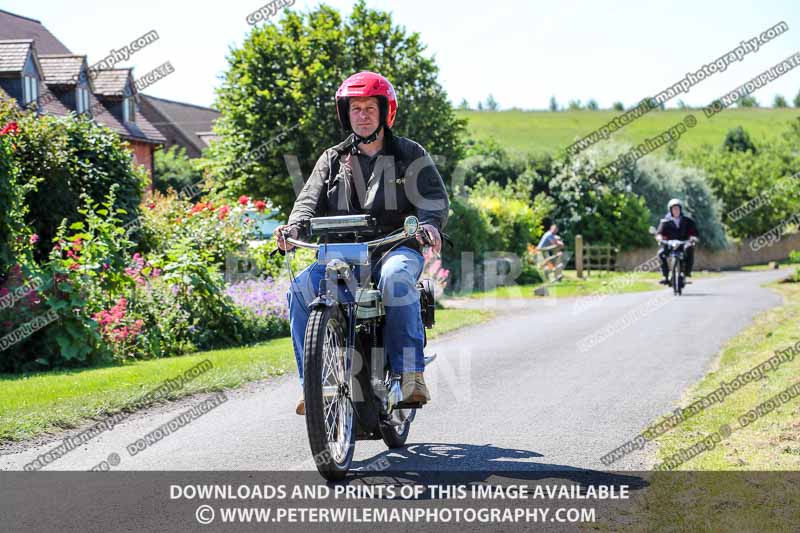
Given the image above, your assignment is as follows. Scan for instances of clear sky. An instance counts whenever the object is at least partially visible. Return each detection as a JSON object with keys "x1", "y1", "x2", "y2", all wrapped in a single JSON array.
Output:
[{"x1": 3, "y1": 0, "x2": 799, "y2": 110}]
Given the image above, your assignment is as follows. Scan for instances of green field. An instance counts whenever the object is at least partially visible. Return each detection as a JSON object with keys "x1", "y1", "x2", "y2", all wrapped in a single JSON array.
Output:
[{"x1": 457, "y1": 108, "x2": 800, "y2": 157}]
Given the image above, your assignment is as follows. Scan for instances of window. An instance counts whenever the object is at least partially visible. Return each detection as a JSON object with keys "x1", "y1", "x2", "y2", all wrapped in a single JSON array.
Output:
[
  {"x1": 23, "y1": 76, "x2": 38, "y2": 105},
  {"x1": 76, "y1": 87, "x2": 90, "y2": 114},
  {"x1": 122, "y1": 96, "x2": 136, "y2": 123}
]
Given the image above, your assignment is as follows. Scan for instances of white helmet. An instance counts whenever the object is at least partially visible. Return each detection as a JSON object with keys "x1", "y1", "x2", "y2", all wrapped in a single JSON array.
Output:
[{"x1": 668, "y1": 198, "x2": 683, "y2": 211}]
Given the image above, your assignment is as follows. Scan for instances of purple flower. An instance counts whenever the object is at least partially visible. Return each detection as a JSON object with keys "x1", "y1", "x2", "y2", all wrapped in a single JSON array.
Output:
[{"x1": 226, "y1": 277, "x2": 289, "y2": 320}]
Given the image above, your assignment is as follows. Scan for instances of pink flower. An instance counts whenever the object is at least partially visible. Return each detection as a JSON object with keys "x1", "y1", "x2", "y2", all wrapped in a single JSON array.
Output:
[
  {"x1": 29, "y1": 234, "x2": 39, "y2": 244},
  {"x1": 254, "y1": 200, "x2": 266, "y2": 212},
  {"x1": 218, "y1": 205, "x2": 230, "y2": 220},
  {"x1": 69, "y1": 263, "x2": 79, "y2": 271},
  {"x1": 0, "y1": 287, "x2": 9, "y2": 297},
  {"x1": 238, "y1": 195, "x2": 250, "y2": 206},
  {"x1": 102, "y1": 263, "x2": 110, "y2": 270}
]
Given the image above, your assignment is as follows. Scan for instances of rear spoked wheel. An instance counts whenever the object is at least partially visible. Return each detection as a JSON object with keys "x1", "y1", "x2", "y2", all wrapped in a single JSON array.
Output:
[{"x1": 303, "y1": 304, "x2": 355, "y2": 480}]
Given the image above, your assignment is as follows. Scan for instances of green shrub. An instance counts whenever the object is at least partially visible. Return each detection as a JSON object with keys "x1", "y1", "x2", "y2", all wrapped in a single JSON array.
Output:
[
  {"x1": 153, "y1": 146, "x2": 204, "y2": 195},
  {"x1": 631, "y1": 157, "x2": 727, "y2": 249},
  {"x1": 0, "y1": 117, "x2": 35, "y2": 274},
  {"x1": 0, "y1": 101, "x2": 146, "y2": 260},
  {"x1": 533, "y1": 147, "x2": 652, "y2": 250},
  {"x1": 723, "y1": 126, "x2": 757, "y2": 153},
  {"x1": 683, "y1": 135, "x2": 800, "y2": 240}
]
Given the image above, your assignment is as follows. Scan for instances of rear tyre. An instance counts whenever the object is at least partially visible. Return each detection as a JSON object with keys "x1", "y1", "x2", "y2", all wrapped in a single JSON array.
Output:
[
  {"x1": 379, "y1": 409, "x2": 415, "y2": 448},
  {"x1": 303, "y1": 304, "x2": 355, "y2": 481}
]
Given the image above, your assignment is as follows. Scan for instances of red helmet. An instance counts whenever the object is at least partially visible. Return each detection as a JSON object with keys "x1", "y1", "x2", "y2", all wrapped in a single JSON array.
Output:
[{"x1": 335, "y1": 71, "x2": 398, "y2": 131}]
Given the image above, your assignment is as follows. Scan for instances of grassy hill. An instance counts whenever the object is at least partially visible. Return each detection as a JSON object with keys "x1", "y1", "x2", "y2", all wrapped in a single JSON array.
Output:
[{"x1": 457, "y1": 108, "x2": 799, "y2": 157}]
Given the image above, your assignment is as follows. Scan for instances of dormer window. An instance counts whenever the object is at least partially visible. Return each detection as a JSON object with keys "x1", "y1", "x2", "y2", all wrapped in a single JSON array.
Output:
[
  {"x1": 122, "y1": 96, "x2": 136, "y2": 123},
  {"x1": 76, "y1": 87, "x2": 90, "y2": 114},
  {"x1": 23, "y1": 75, "x2": 39, "y2": 105}
]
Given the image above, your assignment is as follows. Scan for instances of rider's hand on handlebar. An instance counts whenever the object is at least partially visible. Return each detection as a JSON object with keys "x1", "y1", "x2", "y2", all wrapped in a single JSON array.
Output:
[
  {"x1": 417, "y1": 224, "x2": 442, "y2": 255},
  {"x1": 274, "y1": 224, "x2": 299, "y2": 251}
]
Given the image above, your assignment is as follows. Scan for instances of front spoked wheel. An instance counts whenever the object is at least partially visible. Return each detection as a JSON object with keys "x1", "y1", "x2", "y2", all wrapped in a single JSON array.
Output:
[
  {"x1": 303, "y1": 304, "x2": 355, "y2": 481},
  {"x1": 672, "y1": 259, "x2": 682, "y2": 296}
]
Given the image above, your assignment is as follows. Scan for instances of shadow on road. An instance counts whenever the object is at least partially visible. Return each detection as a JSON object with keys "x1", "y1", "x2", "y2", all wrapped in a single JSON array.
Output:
[{"x1": 343, "y1": 443, "x2": 647, "y2": 496}]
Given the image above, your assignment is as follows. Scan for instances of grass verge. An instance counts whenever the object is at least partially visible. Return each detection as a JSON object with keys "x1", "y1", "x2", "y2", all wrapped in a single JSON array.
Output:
[
  {"x1": 652, "y1": 280, "x2": 800, "y2": 470},
  {"x1": 464, "y1": 269, "x2": 718, "y2": 300},
  {"x1": 0, "y1": 308, "x2": 492, "y2": 444},
  {"x1": 601, "y1": 279, "x2": 800, "y2": 531}
]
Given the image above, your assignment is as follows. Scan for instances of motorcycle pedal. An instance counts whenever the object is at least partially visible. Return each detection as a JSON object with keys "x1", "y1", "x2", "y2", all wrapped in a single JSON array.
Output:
[{"x1": 424, "y1": 353, "x2": 437, "y2": 366}]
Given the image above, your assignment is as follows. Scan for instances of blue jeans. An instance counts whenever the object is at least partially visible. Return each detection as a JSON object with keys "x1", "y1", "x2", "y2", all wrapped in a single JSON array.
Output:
[{"x1": 287, "y1": 246, "x2": 426, "y2": 386}]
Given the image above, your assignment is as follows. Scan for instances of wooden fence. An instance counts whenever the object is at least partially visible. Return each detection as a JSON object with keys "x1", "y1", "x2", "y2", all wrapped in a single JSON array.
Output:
[{"x1": 575, "y1": 235, "x2": 618, "y2": 278}]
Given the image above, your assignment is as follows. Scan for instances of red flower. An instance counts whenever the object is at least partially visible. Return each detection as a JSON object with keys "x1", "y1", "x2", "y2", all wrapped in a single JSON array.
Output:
[
  {"x1": 0, "y1": 122, "x2": 18, "y2": 135},
  {"x1": 238, "y1": 195, "x2": 250, "y2": 206},
  {"x1": 30, "y1": 234, "x2": 39, "y2": 244},
  {"x1": 254, "y1": 200, "x2": 267, "y2": 212},
  {"x1": 148, "y1": 203, "x2": 156, "y2": 210},
  {"x1": 71, "y1": 237, "x2": 82, "y2": 251},
  {"x1": 67, "y1": 249, "x2": 79, "y2": 260},
  {"x1": 69, "y1": 263, "x2": 79, "y2": 271},
  {"x1": 218, "y1": 205, "x2": 230, "y2": 220},
  {"x1": 0, "y1": 287, "x2": 9, "y2": 297}
]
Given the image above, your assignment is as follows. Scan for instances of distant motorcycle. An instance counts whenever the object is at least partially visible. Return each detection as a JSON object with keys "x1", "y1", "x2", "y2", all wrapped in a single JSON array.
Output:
[
  {"x1": 661, "y1": 239, "x2": 695, "y2": 296},
  {"x1": 282, "y1": 214, "x2": 439, "y2": 481}
]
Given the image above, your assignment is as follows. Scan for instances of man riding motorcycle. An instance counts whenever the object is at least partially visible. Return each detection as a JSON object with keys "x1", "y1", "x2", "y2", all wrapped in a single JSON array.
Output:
[
  {"x1": 656, "y1": 198, "x2": 699, "y2": 284},
  {"x1": 273, "y1": 71, "x2": 450, "y2": 415}
]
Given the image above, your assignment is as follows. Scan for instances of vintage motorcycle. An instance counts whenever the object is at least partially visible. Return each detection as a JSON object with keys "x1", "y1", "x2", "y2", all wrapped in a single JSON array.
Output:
[
  {"x1": 281, "y1": 214, "x2": 438, "y2": 480},
  {"x1": 661, "y1": 239, "x2": 695, "y2": 296}
]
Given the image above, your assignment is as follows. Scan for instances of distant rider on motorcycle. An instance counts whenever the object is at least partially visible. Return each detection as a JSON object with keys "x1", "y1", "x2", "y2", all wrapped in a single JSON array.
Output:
[
  {"x1": 273, "y1": 72, "x2": 450, "y2": 415},
  {"x1": 656, "y1": 198, "x2": 699, "y2": 284}
]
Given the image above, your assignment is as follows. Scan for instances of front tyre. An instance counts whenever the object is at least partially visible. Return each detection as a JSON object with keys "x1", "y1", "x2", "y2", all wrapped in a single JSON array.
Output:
[
  {"x1": 672, "y1": 259, "x2": 682, "y2": 296},
  {"x1": 303, "y1": 304, "x2": 355, "y2": 481}
]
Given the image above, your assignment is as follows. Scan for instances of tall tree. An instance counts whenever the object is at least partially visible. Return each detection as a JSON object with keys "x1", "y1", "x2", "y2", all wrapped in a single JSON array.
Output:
[
  {"x1": 773, "y1": 94, "x2": 788, "y2": 108},
  {"x1": 204, "y1": 1, "x2": 466, "y2": 216},
  {"x1": 549, "y1": 96, "x2": 558, "y2": 111},
  {"x1": 485, "y1": 94, "x2": 499, "y2": 111}
]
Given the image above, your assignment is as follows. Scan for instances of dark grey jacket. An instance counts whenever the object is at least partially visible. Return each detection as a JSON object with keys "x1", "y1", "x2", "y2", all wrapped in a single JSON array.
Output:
[{"x1": 287, "y1": 130, "x2": 449, "y2": 253}]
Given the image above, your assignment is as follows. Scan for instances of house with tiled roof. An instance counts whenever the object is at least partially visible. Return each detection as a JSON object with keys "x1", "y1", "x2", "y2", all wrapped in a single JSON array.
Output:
[
  {"x1": 0, "y1": 9, "x2": 165, "y2": 179},
  {"x1": 139, "y1": 95, "x2": 221, "y2": 158}
]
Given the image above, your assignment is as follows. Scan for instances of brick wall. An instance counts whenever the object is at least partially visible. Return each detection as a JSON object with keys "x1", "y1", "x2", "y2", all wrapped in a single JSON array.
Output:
[{"x1": 126, "y1": 141, "x2": 155, "y2": 191}]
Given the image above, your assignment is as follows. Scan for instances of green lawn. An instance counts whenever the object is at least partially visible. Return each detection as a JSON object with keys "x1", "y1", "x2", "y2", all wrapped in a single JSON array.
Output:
[
  {"x1": 463, "y1": 269, "x2": 720, "y2": 300},
  {"x1": 457, "y1": 108, "x2": 800, "y2": 157},
  {"x1": 0, "y1": 308, "x2": 492, "y2": 444}
]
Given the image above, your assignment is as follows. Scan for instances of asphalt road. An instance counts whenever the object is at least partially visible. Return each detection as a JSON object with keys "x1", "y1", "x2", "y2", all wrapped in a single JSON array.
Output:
[{"x1": 0, "y1": 269, "x2": 791, "y2": 473}]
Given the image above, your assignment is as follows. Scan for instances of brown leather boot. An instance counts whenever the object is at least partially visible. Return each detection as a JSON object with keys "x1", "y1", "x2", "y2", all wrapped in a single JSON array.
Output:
[
  {"x1": 295, "y1": 395, "x2": 305, "y2": 416},
  {"x1": 401, "y1": 372, "x2": 431, "y2": 404}
]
